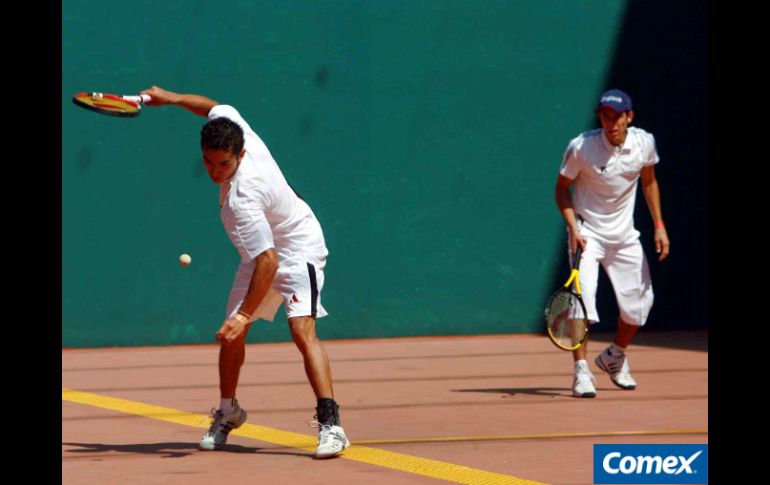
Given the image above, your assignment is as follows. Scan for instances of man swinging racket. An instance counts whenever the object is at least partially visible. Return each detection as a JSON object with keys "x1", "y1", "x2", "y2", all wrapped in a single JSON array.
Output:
[{"x1": 141, "y1": 86, "x2": 350, "y2": 458}]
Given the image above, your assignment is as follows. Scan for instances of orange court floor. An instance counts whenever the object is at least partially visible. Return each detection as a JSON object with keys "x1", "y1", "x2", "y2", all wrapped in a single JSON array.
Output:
[{"x1": 63, "y1": 330, "x2": 708, "y2": 485}]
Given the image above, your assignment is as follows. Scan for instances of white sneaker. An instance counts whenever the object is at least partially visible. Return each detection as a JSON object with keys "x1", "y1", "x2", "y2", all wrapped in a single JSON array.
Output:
[
  {"x1": 314, "y1": 424, "x2": 350, "y2": 458},
  {"x1": 595, "y1": 347, "x2": 637, "y2": 390},
  {"x1": 573, "y1": 364, "x2": 597, "y2": 398},
  {"x1": 199, "y1": 402, "x2": 248, "y2": 450}
]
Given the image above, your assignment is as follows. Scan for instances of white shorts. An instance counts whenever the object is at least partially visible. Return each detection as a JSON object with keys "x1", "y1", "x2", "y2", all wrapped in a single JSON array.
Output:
[
  {"x1": 226, "y1": 255, "x2": 329, "y2": 322},
  {"x1": 570, "y1": 236, "x2": 654, "y2": 326}
]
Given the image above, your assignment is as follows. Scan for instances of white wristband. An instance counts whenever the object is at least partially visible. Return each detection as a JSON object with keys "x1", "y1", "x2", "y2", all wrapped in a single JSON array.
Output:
[{"x1": 233, "y1": 313, "x2": 249, "y2": 323}]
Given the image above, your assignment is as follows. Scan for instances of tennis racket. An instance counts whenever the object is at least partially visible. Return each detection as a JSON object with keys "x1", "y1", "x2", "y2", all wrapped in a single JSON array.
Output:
[
  {"x1": 544, "y1": 245, "x2": 589, "y2": 351},
  {"x1": 72, "y1": 92, "x2": 153, "y2": 117}
]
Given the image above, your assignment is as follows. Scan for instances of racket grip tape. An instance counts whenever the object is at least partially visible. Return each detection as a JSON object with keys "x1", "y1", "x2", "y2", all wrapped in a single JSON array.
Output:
[{"x1": 123, "y1": 94, "x2": 153, "y2": 104}]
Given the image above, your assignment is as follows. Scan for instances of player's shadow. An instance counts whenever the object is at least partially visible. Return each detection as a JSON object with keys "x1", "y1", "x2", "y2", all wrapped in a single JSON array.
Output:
[
  {"x1": 453, "y1": 387, "x2": 576, "y2": 398},
  {"x1": 62, "y1": 441, "x2": 314, "y2": 459}
]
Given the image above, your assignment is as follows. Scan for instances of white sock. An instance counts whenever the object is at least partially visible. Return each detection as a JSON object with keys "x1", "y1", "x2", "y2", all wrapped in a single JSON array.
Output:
[
  {"x1": 220, "y1": 397, "x2": 237, "y2": 414},
  {"x1": 575, "y1": 359, "x2": 589, "y2": 371}
]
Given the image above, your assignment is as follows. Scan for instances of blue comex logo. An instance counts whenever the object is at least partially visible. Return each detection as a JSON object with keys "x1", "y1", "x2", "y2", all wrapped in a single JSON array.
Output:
[{"x1": 594, "y1": 444, "x2": 708, "y2": 484}]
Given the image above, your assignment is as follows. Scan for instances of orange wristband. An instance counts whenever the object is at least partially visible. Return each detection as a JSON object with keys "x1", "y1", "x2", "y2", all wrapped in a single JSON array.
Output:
[{"x1": 654, "y1": 220, "x2": 665, "y2": 229}]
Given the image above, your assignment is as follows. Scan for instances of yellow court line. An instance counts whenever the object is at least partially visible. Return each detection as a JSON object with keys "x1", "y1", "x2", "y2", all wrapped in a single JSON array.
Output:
[
  {"x1": 354, "y1": 428, "x2": 708, "y2": 445},
  {"x1": 63, "y1": 388, "x2": 547, "y2": 485}
]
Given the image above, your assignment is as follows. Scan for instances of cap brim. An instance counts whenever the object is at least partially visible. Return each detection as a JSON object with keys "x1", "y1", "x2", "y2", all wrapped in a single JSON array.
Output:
[{"x1": 597, "y1": 102, "x2": 628, "y2": 112}]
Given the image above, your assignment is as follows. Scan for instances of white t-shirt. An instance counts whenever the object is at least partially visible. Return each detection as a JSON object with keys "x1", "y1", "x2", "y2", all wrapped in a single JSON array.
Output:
[
  {"x1": 559, "y1": 126, "x2": 659, "y2": 244},
  {"x1": 209, "y1": 105, "x2": 328, "y2": 264}
]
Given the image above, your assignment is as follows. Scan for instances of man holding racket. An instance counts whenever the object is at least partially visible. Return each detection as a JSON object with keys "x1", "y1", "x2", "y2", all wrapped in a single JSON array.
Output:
[
  {"x1": 140, "y1": 86, "x2": 349, "y2": 457},
  {"x1": 554, "y1": 89, "x2": 670, "y2": 398}
]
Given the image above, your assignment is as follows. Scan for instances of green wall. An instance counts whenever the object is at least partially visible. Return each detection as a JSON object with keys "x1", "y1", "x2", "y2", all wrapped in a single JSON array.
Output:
[{"x1": 64, "y1": 1, "x2": 695, "y2": 347}]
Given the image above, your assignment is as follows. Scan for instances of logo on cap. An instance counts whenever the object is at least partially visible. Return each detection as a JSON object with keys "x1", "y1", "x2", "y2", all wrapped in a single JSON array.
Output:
[
  {"x1": 598, "y1": 89, "x2": 632, "y2": 111},
  {"x1": 601, "y1": 95, "x2": 624, "y2": 104}
]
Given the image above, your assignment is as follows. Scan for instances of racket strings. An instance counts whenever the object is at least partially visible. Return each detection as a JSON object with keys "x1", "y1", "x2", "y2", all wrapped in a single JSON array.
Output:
[
  {"x1": 72, "y1": 93, "x2": 141, "y2": 117},
  {"x1": 546, "y1": 291, "x2": 587, "y2": 347}
]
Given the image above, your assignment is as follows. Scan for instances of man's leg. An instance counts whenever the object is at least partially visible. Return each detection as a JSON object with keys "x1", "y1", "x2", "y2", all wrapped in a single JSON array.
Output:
[
  {"x1": 573, "y1": 338, "x2": 588, "y2": 362},
  {"x1": 571, "y1": 238, "x2": 602, "y2": 397},
  {"x1": 289, "y1": 315, "x2": 349, "y2": 458},
  {"x1": 200, "y1": 327, "x2": 252, "y2": 450},
  {"x1": 595, "y1": 317, "x2": 640, "y2": 390},
  {"x1": 219, "y1": 326, "x2": 252, "y2": 398},
  {"x1": 288, "y1": 316, "x2": 334, "y2": 399},
  {"x1": 594, "y1": 240, "x2": 653, "y2": 390},
  {"x1": 614, "y1": 317, "x2": 641, "y2": 348}
]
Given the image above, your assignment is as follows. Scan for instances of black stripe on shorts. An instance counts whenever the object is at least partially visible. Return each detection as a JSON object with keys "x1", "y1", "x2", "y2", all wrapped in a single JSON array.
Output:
[{"x1": 307, "y1": 262, "x2": 318, "y2": 317}]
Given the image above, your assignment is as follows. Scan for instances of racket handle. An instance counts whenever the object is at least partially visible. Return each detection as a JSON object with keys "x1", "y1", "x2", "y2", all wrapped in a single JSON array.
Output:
[
  {"x1": 122, "y1": 94, "x2": 152, "y2": 104},
  {"x1": 573, "y1": 245, "x2": 583, "y2": 268}
]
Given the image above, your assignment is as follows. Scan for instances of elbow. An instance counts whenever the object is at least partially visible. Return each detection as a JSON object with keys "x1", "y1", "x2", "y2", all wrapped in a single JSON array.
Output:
[
  {"x1": 554, "y1": 176, "x2": 573, "y2": 206},
  {"x1": 641, "y1": 177, "x2": 656, "y2": 192},
  {"x1": 554, "y1": 187, "x2": 569, "y2": 207},
  {"x1": 640, "y1": 167, "x2": 657, "y2": 188},
  {"x1": 257, "y1": 248, "x2": 280, "y2": 274},
  {"x1": 266, "y1": 251, "x2": 279, "y2": 274}
]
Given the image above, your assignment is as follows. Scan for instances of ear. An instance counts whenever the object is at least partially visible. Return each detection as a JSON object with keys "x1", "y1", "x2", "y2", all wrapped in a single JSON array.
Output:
[
  {"x1": 238, "y1": 148, "x2": 246, "y2": 161},
  {"x1": 626, "y1": 110, "x2": 634, "y2": 124}
]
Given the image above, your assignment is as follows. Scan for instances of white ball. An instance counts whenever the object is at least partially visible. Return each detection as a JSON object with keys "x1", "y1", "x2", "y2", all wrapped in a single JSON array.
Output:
[{"x1": 179, "y1": 253, "x2": 192, "y2": 267}]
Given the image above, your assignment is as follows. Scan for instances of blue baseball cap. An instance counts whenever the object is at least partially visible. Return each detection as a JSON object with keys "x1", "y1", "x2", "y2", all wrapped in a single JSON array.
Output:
[{"x1": 597, "y1": 89, "x2": 633, "y2": 112}]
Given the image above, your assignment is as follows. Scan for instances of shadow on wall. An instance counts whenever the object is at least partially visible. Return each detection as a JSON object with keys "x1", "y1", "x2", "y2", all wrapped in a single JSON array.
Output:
[{"x1": 548, "y1": 0, "x2": 708, "y2": 336}]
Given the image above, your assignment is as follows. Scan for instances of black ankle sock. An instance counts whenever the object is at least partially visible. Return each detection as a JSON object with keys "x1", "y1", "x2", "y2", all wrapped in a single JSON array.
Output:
[{"x1": 316, "y1": 398, "x2": 340, "y2": 426}]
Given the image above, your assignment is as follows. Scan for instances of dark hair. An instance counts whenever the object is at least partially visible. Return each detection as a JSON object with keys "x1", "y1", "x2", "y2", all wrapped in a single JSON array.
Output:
[{"x1": 200, "y1": 118, "x2": 244, "y2": 155}]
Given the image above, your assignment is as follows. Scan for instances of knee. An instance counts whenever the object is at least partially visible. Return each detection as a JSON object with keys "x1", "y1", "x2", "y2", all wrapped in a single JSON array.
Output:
[{"x1": 290, "y1": 322, "x2": 318, "y2": 350}]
